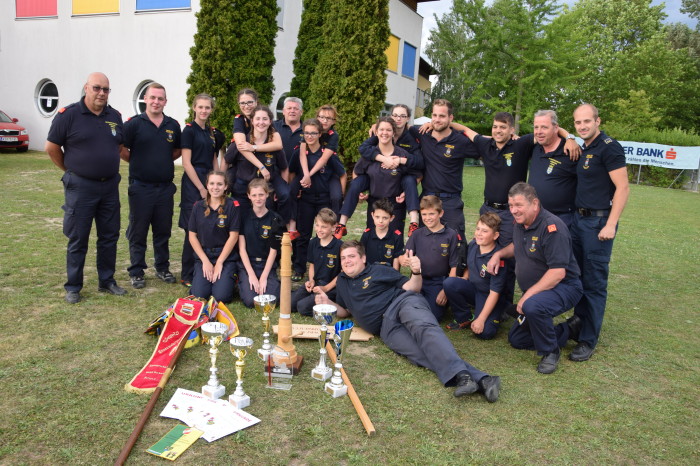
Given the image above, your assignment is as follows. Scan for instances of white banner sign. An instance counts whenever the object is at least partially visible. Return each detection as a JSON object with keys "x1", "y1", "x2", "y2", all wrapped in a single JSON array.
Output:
[{"x1": 619, "y1": 141, "x2": 700, "y2": 170}]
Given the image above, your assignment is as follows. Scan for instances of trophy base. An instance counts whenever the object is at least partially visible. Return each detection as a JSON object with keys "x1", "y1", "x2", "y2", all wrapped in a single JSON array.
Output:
[
  {"x1": 311, "y1": 366, "x2": 332, "y2": 381},
  {"x1": 228, "y1": 393, "x2": 250, "y2": 409},
  {"x1": 264, "y1": 355, "x2": 304, "y2": 375},
  {"x1": 258, "y1": 348, "x2": 272, "y2": 360},
  {"x1": 324, "y1": 382, "x2": 348, "y2": 398},
  {"x1": 202, "y1": 384, "x2": 225, "y2": 400}
]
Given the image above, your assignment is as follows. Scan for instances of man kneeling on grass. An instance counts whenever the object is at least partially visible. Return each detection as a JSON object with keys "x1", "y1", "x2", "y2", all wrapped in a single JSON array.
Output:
[{"x1": 315, "y1": 240, "x2": 500, "y2": 401}]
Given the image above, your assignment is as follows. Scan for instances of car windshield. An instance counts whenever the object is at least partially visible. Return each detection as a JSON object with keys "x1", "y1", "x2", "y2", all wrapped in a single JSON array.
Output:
[{"x1": 0, "y1": 111, "x2": 13, "y2": 123}]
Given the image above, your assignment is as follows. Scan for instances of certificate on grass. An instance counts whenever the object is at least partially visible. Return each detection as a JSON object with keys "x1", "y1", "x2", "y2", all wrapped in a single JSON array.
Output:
[
  {"x1": 147, "y1": 424, "x2": 203, "y2": 461},
  {"x1": 160, "y1": 388, "x2": 260, "y2": 442}
]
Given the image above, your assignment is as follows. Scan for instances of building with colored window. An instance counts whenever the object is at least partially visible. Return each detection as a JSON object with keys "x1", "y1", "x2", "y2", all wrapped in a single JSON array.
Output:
[{"x1": 1, "y1": 0, "x2": 435, "y2": 150}]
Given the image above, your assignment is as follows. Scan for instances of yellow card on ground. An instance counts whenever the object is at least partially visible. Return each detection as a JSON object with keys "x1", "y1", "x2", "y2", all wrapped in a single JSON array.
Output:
[{"x1": 147, "y1": 424, "x2": 203, "y2": 461}]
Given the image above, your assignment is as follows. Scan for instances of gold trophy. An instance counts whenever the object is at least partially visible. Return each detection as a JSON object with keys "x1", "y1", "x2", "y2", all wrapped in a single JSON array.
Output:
[
  {"x1": 311, "y1": 304, "x2": 338, "y2": 381},
  {"x1": 254, "y1": 294, "x2": 277, "y2": 361},
  {"x1": 228, "y1": 336, "x2": 254, "y2": 409},
  {"x1": 325, "y1": 319, "x2": 354, "y2": 398},
  {"x1": 201, "y1": 321, "x2": 229, "y2": 399}
]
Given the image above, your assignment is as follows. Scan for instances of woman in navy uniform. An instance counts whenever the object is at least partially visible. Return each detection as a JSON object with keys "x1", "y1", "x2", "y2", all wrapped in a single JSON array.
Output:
[
  {"x1": 237, "y1": 179, "x2": 285, "y2": 308},
  {"x1": 179, "y1": 93, "x2": 222, "y2": 287},
  {"x1": 188, "y1": 171, "x2": 240, "y2": 302}
]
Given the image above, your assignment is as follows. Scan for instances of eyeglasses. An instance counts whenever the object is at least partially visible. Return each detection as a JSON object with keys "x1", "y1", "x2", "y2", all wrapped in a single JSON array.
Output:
[
  {"x1": 391, "y1": 114, "x2": 408, "y2": 119},
  {"x1": 303, "y1": 131, "x2": 320, "y2": 136},
  {"x1": 317, "y1": 116, "x2": 335, "y2": 121},
  {"x1": 91, "y1": 85, "x2": 111, "y2": 94},
  {"x1": 239, "y1": 100, "x2": 256, "y2": 107}
]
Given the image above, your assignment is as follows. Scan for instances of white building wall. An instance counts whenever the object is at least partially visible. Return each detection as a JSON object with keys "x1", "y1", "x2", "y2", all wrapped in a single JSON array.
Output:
[{"x1": 0, "y1": 0, "x2": 422, "y2": 151}]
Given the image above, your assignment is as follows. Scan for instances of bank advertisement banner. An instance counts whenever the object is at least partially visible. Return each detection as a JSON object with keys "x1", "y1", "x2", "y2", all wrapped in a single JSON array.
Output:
[{"x1": 620, "y1": 141, "x2": 700, "y2": 170}]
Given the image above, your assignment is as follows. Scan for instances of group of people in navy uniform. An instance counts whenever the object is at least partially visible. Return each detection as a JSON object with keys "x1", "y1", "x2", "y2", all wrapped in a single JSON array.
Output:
[{"x1": 46, "y1": 72, "x2": 628, "y2": 401}]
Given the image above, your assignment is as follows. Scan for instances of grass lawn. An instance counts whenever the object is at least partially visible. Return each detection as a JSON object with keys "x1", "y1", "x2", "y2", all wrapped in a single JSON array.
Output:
[{"x1": 1, "y1": 151, "x2": 698, "y2": 465}]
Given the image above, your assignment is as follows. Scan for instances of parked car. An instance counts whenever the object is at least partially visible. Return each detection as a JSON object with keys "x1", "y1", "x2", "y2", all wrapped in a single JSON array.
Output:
[{"x1": 0, "y1": 110, "x2": 29, "y2": 152}]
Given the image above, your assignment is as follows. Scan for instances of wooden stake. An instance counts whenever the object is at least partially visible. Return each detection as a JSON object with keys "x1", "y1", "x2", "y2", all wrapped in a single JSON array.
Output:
[{"x1": 326, "y1": 341, "x2": 376, "y2": 436}]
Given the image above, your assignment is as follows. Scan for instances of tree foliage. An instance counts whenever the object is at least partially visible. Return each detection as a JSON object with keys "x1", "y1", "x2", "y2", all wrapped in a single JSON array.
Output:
[
  {"x1": 186, "y1": 0, "x2": 278, "y2": 135},
  {"x1": 289, "y1": 0, "x2": 329, "y2": 106},
  {"x1": 306, "y1": 0, "x2": 390, "y2": 164}
]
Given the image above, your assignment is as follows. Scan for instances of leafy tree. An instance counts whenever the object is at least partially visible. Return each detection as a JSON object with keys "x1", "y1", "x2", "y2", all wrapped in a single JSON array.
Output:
[
  {"x1": 186, "y1": 0, "x2": 279, "y2": 136},
  {"x1": 665, "y1": 22, "x2": 700, "y2": 64},
  {"x1": 306, "y1": 0, "x2": 390, "y2": 164},
  {"x1": 289, "y1": 0, "x2": 329, "y2": 105},
  {"x1": 681, "y1": 0, "x2": 700, "y2": 27},
  {"x1": 426, "y1": 0, "x2": 569, "y2": 132},
  {"x1": 606, "y1": 89, "x2": 660, "y2": 133}
]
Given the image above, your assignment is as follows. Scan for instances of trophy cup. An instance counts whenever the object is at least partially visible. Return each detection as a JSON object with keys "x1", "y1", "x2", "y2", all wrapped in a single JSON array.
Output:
[
  {"x1": 201, "y1": 321, "x2": 229, "y2": 399},
  {"x1": 311, "y1": 304, "x2": 338, "y2": 381},
  {"x1": 228, "y1": 336, "x2": 254, "y2": 409},
  {"x1": 325, "y1": 319, "x2": 354, "y2": 398},
  {"x1": 254, "y1": 294, "x2": 277, "y2": 361}
]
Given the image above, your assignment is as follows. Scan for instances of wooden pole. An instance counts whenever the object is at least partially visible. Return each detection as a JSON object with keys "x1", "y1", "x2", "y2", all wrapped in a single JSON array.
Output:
[
  {"x1": 326, "y1": 341, "x2": 376, "y2": 436},
  {"x1": 114, "y1": 332, "x2": 190, "y2": 465}
]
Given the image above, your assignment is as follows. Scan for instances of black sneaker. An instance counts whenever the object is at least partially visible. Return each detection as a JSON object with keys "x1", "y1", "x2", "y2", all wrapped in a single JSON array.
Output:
[
  {"x1": 65, "y1": 291, "x2": 81, "y2": 304},
  {"x1": 454, "y1": 372, "x2": 478, "y2": 397},
  {"x1": 156, "y1": 270, "x2": 177, "y2": 284},
  {"x1": 99, "y1": 283, "x2": 127, "y2": 296},
  {"x1": 131, "y1": 276, "x2": 145, "y2": 289},
  {"x1": 445, "y1": 320, "x2": 471, "y2": 331},
  {"x1": 479, "y1": 376, "x2": 501, "y2": 403}
]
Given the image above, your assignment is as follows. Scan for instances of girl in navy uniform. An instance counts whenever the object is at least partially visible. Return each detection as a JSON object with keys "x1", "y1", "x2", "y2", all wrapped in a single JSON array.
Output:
[
  {"x1": 188, "y1": 171, "x2": 240, "y2": 302},
  {"x1": 237, "y1": 179, "x2": 284, "y2": 308},
  {"x1": 225, "y1": 106, "x2": 291, "y2": 222},
  {"x1": 179, "y1": 94, "x2": 223, "y2": 286}
]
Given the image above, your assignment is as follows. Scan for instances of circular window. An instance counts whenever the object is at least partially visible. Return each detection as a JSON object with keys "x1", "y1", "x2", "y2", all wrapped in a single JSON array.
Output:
[
  {"x1": 36, "y1": 79, "x2": 59, "y2": 117},
  {"x1": 133, "y1": 80, "x2": 154, "y2": 114}
]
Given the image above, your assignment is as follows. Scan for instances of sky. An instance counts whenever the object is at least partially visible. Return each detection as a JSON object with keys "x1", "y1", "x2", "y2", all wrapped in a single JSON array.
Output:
[{"x1": 416, "y1": 0, "x2": 698, "y2": 54}]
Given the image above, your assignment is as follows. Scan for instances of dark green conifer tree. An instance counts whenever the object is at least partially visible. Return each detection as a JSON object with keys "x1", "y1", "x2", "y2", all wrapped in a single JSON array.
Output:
[{"x1": 289, "y1": 0, "x2": 329, "y2": 105}]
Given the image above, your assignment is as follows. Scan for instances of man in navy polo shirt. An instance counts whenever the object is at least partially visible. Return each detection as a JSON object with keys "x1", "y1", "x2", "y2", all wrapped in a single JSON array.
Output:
[
  {"x1": 120, "y1": 83, "x2": 181, "y2": 289},
  {"x1": 569, "y1": 104, "x2": 629, "y2": 362},
  {"x1": 529, "y1": 110, "x2": 578, "y2": 228},
  {"x1": 316, "y1": 240, "x2": 501, "y2": 402},
  {"x1": 273, "y1": 97, "x2": 304, "y2": 164},
  {"x1": 489, "y1": 183, "x2": 583, "y2": 374},
  {"x1": 46, "y1": 72, "x2": 126, "y2": 304}
]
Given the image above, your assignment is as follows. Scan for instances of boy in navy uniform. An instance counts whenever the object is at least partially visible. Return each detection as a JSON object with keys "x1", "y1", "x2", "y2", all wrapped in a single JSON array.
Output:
[
  {"x1": 569, "y1": 104, "x2": 629, "y2": 362},
  {"x1": 360, "y1": 199, "x2": 404, "y2": 269},
  {"x1": 401, "y1": 196, "x2": 459, "y2": 320},
  {"x1": 291, "y1": 208, "x2": 342, "y2": 315},
  {"x1": 488, "y1": 183, "x2": 583, "y2": 374},
  {"x1": 315, "y1": 240, "x2": 501, "y2": 402},
  {"x1": 443, "y1": 212, "x2": 509, "y2": 339},
  {"x1": 120, "y1": 83, "x2": 181, "y2": 289}
]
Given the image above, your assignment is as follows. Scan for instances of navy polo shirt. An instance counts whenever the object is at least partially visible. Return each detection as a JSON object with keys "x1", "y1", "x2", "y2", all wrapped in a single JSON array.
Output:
[
  {"x1": 404, "y1": 225, "x2": 459, "y2": 278},
  {"x1": 529, "y1": 137, "x2": 577, "y2": 214},
  {"x1": 290, "y1": 147, "x2": 345, "y2": 195},
  {"x1": 47, "y1": 97, "x2": 123, "y2": 179},
  {"x1": 188, "y1": 198, "x2": 241, "y2": 249},
  {"x1": 123, "y1": 112, "x2": 181, "y2": 183},
  {"x1": 474, "y1": 133, "x2": 535, "y2": 204},
  {"x1": 232, "y1": 114, "x2": 251, "y2": 138},
  {"x1": 576, "y1": 131, "x2": 626, "y2": 210},
  {"x1": 396, "y1": 128, "x2": 422, "y2": 157},
  {"x1": 307, "y1": 236, "x2": 342, "y2": 285},
  {"x1": 354, "y1": 146, "x2": 420, "y2": 199},
  {"x1": 361, "y1": 228, "x2": 404, "y2": 267},
  {"x1": 336, "y1": 264, "x2": 409, "y2": 335},
  {"x1": 464, "y1": 240, "x2": 507, "y2": 295},
  {"x1": 411, "y1": 126, "x2": 479, "y2": 194},
  {"x1": 240, "y1": 209, "x2": 284, "y2": 259},
  {"x1": 273, "y1": 119, "x2": 303, "y2": 163},
  {"x1": 320, "y1": 128, "x2": 339, "y2": 152},
  {"x1": 232, "y1": 148, "x2": 288, "y2": 182},
  {"x1": 213, "y1": 127, "x2": 226, "y2": 153},
  {"x1": 181, "y1": 122, "x2": 216, "y2": 170},
  {"x1": 513, "y1": 208, "x2": 580, "y2": 292}
]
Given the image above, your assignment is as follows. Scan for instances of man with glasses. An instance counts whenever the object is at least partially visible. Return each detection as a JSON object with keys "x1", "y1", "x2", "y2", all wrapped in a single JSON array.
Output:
[
  {"x1": 46, "y1": 72, "x2": 126, "y2": 303},
  {"x1": 120, "y1": 83, "x2": 181, "y2": 290}
]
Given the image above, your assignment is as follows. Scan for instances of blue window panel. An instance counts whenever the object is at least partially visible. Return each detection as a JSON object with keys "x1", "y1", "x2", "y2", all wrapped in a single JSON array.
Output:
[
  {"x1": 136, "y1": 0, "x2": 190, "y2": 10},
  {"x1": 402, "y1": 42, "x2": 417, "y2": 79}
]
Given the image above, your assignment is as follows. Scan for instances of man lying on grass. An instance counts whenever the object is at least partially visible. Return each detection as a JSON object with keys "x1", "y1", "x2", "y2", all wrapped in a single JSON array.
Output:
[{"x1": 315, "y1": 240, "x2": 500, "y2": 402}]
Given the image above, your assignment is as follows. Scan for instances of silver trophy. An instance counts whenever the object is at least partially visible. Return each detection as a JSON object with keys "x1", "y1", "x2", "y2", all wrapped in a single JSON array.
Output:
[
  {"x1": 311, "y1": 304, "x2": 338, "y2": 381},
  {"x1": 228, "y1": 336, "x2": 254, "y2": 409},
  {"x1": 325, "y1": 319, "x2": 354, "y2": 398},
  {"x1": 254, "y1": 294, "x2": 277, "y2": 361},
  {"x1": 201, "y1": 321, "x2": 229, "y2": 399}
]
